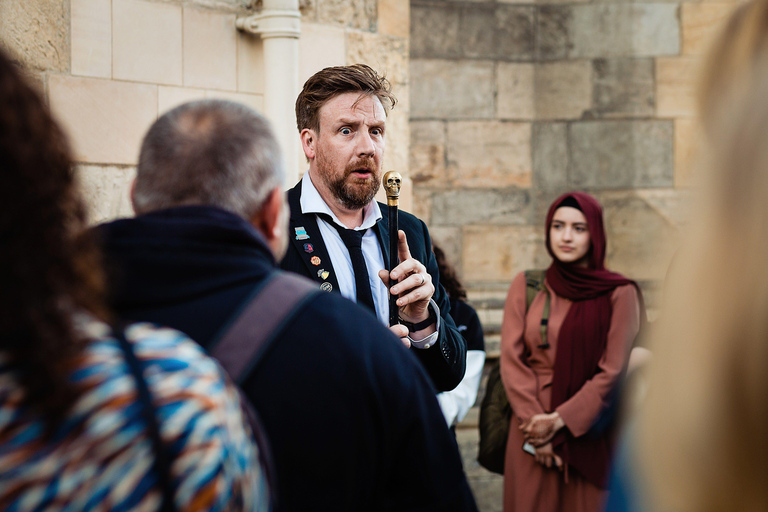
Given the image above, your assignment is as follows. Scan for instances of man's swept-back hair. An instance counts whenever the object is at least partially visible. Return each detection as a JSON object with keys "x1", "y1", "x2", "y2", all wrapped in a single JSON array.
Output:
[
  {"x1": 295, "y1": 64, "x2": 397, "y2": 133},
  {"x1": 133, "y1": 99, "x2": 284, "y2": 219}
]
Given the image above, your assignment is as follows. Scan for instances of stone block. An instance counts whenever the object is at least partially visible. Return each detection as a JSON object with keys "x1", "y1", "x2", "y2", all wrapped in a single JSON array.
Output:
[
  {"x1": 347, "y1": 32, "x2": 408, "y2": 86},
  {"x1": 570, "y1": 120, "x2": 674, "y2": 190},
  {"x1": 378, "y1": 0, "x2": 409, "y2": 39},
  {"x1": 71, "y1": 0, "x2": 111, "y2": 78},
  {"x1": 532, "y1": 122, "x2": 569, "y2": 191},
  {"x1": 497, "y1": 63, "x2": 535, "y2": 120},
  {"x1": 636, "y1": 188, "x2": 693, "y2": 229},
  {"x1": 462, "y1": 225, "x2": 549, "y2": 284},
  {"x1": 682, "y1": 2, "x2": 738, "y2": 56},
  {"x1": 429, "y1": 226, "x2": 462, "y2": 274},
  {"x1": 534, "y1": 60, "x2": 592, "y2": 120},
  {"x1": 183, "y1": 7, "x2": 237, "y2": 91},
  {"x1": 299, "y1": 0, "x2": 317, "y2": 22},
  {"x1": 410, "y1": 187, "x2": 433, "y2": 226},
  {"x1": 383, "y1": 107, "x2": 410, "y2": 176},
  {"x1": 594, "y1": 191, "x2": 680, "y2": 281},
  {"x1": 430, "y1": 188, "x2": 531, "y2": 227},
  {"x1": 674, "y1": 118, "x2": 699, "y2": 188},
  {"x1": 317, "y1": 0, "x2": 376, "y2": 31},
  {"x1": 536, "y1": 6, "x2": 572, "y2": 61},
  {"x1": 237, "y1": 31, "x2": 265, "y2": 94},
  {"x1": 656, "y1": 57, "x2": 701, "y2": 118},
  {"x1": 410, "y1": 3, "x2": 461, "y2": 59},
  {"x1": 0, "y1": 0, "x2": 69, "y2": 71},
  {"x1": 298, "y1": 23, "x2": 345, "y2": 87},
  {"x1": 570, "y1": 4, "x2": 680, "y2": 58},
  {"x1": 48, "y1": 75, "x2": 158, "y2": 165},
  {"x1": 410, "y1": 121, "x2": 448, "y2": 186},
  {"x1": 447, "y1": 121, "x2": 532, "y2": 188},
  {"x1": 77, "y1": 165, "x2": 136, "y2": 224},
  {"x1": 410, "y1": 59, "x2": 495, "y2": 119},
  {"x1": 496, "y1": 5, "x2": 535, "y2": 61},
  {"x1": 113, "y1": 0, "x2": 182, "y2": 85},
  {"x1": 158, "y1": 86, "x2": 207, "y2": 115},
  {"x1": 590, "y1": 58, "x2": 655, "y2": 118},
  {"x1": 205, "y1": 90, "x2": 264, "y2": 112},
  {"x1": 459, "y1": 5, "x2": 497, "y2": 59}
]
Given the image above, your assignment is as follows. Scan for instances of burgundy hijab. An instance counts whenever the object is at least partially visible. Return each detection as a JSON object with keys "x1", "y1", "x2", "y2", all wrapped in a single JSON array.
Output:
[{"x1": 545, "y1": 192, "x2": 643, "y2": 488}]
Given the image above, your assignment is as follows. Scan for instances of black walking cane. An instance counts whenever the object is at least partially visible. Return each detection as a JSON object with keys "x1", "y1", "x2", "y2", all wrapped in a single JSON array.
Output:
[{"x1": 383, "y1": 171, "x2": 402, "y2": 327}]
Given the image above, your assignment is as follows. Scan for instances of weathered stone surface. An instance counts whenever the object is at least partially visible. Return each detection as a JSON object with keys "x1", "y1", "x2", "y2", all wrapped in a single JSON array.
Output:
[
  {"x1": 410, "y1": 187, "x2": 432, "y2": 225},
  {"x1": 113, "y1": 0, "x2": 183, "y2": 85},
  {"x1": 429, "y1": 226, "x2": 462, "y2": 274},
  {"x1": 447, "y1": 121, "x2": 532, "y2": 188},
  {"x1": 589, "y1": 58, "x2": 655, "y2": 118},
  {"x1": 158, "y1": 86, "x2": 207, "y2": 115},
  {"x1": 682, "y1": 2, "x2": 738, "y2": 56},
  {"x1": 497, "y1": 63, "x2": 535, "y2": 120},
  {"x1": 410, "y1": 3, "x2": 461, "y2": 59},
  {"x1": 459, "y1": 5, "x2": 497, "y2": 59},
  {"x1": 383, "y1": 107, "x2": 411, "y2": 177},
  {"x1": 317, "y1": 0, "x2": 377, "y2": 31},
  {"x1": 181, "y1": 0, "x2": 251, "y2": 13},
  {"x1": 48, "y1": 74, "x2": 158, "y2": 165},
  {"x1": 410, "y1": 59, "x2": 495, "y2": 119},
  {"x1": 593, "y1": 191, "x2": 680, "y2": 281},
  {"x1": 674, "y1": 118, "x2": 699, "y2": 188},
  {"x1": 299, "y1": 0, "x2": 317, "y2": 22},
  {"x1": 71, "y1": 0, "x2": 111, "y2": 78},
  {"x1": 347, "y1": 32, "x2": 408, "y2": 86},
  {"x1": 410, "y1": 120, "x2": 448, "y2": 186},
  {"x1": 636, "y1": 188, "x2": 692, "y2": 229},
  {"x1": 378, "y1": 0, "x2": 409, "y2": 39},
  {"x1": 656, "y1": 56, "x2": 701, "y2": 118},
  {"x1": 462, "y1": 225, "x2": 549, "y2": 283},
  {"x1": 534, "y1": 60, "x2": 592, "y2": 120},
  {"x1": 536, "y1": 6, "x2": 572, "y2": 61},
  {"x1": 496, "y1": 5, "x2": 535, "y2": 61},
  {"x1": 77, "y1": 165, "x2": 136, "y2": 223},
  {"x1": 532, "y1": 122, "x2": 569, "y2": 191},
  {"x1": 183, "y1": 7, "x2": 238, "y2": 91},
  {"x1": 431, "y1": 188, "x2": 531, "y2": 226},
  {"x1": 570, "y1": 120, "x2": 674, "y2": 189},
  {"x1": 570, "y1": 4, "x2": 680, "y2": 58},
  {"x1": 0, "y1": 0, "x2": 69, "y2": 71},
  {"x1": 238, "y1": 30, "x2": 265, "y2": 94}
]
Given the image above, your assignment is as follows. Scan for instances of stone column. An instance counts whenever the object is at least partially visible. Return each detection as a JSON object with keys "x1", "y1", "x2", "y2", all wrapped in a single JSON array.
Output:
[{"x1": 237, "y1": 0, "x2": 301, "y2": 188}]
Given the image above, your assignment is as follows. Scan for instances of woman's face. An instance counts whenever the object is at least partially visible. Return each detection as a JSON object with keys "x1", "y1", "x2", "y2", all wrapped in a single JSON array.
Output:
[{"x1": 549, "y1": 206, "x2": 591, "y2": 267}]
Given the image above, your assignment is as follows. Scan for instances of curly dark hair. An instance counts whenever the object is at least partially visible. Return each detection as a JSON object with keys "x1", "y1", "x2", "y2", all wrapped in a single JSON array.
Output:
[
  {"x1": 432, "y1": 242, "x2": 466, "y2": 301},
  {"x1": 295, "y1": 64, "x2": 397, "y2": 133},
  {"x1": 0, "y1": 49, "x2": 108, "y2": 428}
]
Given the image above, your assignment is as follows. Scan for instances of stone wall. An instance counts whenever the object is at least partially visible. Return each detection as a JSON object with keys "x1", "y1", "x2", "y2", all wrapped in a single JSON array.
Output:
[
  {"x1": 408, "y1": 1, "x2": 744, "y2": 509},
  {"x1": 0, "y1": 0, "x2": 411, "y2": 221}
]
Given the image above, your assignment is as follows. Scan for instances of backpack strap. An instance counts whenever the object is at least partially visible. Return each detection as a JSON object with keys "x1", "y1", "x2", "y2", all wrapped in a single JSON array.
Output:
[
  {"x1": 524, "y1": 270, "x2": 551, "y2": 349},
  {"x1": 209, "y1": 271, "x2": 321, "y2": 383}
]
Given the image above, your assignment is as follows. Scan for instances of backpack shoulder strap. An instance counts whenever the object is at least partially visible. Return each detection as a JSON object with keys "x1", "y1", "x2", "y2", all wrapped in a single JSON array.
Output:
[
  {"x1": 523, "y1": 269, "x2": 551, "y2": 349},
  {"x1": 210, "y1": 271, "x2": 321, "y2": 384}
]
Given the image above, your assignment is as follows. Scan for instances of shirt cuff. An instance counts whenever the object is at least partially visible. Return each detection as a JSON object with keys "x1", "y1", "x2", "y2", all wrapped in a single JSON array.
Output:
[{"x1": 408, "y1": 299, "x2": 440, "y2": 350}]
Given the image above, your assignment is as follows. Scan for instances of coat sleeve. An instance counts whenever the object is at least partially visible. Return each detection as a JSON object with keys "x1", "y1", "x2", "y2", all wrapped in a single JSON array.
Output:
[
  {"x1": 500, "y1": 271, "x2": 547, "y2": 423},
  {"x1": 410, "y1": 219, "x2": 467, "y2": 392},
  {"x1": 554, "y1": 284, "x2": 640, "y2": 437}
]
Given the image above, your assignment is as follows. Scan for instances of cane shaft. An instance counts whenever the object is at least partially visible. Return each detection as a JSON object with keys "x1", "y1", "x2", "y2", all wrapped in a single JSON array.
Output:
[{"x1": 388, "y1": 205, "x2": 399, "y2": 327}]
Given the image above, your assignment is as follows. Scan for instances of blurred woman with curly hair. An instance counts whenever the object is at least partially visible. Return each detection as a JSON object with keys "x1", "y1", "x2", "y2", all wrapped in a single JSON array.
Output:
[{"x1": 0, "y1": 47, "x2": 269, "y2": 511}]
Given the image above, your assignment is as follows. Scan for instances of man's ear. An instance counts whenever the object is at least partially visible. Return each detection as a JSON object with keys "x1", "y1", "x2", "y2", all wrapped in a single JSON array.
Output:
[
  {"x1": 250, "y1": 187, "x2": 284, "y2": 244},
  {"x1": 300, "y1": 128, "x2": 316, "y2": 161}
]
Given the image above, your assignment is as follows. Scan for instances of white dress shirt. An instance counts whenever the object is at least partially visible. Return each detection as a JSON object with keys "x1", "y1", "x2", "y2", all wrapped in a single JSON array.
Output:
[{"x1": 300, "y1": 173, "x2": 391, "y2": 326}]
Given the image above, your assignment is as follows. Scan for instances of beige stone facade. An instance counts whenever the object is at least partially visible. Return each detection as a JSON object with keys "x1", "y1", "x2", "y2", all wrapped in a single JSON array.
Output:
[{"x1": 0, "y1": 0, "x2": 745, "y2": 508}]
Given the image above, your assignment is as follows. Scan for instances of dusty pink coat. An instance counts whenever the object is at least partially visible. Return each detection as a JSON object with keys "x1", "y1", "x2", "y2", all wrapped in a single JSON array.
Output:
[{"x1": 500, "y1": 271, "x2": 640, "y2": 512}]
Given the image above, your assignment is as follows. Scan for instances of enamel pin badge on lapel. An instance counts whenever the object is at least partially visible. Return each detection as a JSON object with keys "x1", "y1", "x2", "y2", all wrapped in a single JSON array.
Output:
[
  {"x1": 310, "y1": 256, "x2": 321, "y2": 266},
  {"x1": 304, "y1": 243, "x2": 314, "y2": 253},
  {"x1": 295, "y1": 227, "x2": 310, "y2": 240},
  {"x1": 317, "y1": 269, "x2": 330, "y2": 280}
]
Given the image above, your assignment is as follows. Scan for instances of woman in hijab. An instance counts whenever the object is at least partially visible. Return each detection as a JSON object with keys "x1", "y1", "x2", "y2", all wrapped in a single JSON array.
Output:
[{"x1": 500, "y1": 192, "x2": 643, "y2": 512}]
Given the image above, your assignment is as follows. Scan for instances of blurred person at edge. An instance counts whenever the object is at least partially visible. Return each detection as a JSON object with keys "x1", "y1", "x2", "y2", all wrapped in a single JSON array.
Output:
[
  {"x1": 0, "y1": 48, "x2": 269, "y2": 510},
  {"x1": 500, "y1": 192, "x2": 645, "y2": 512},
  {"x1": 432, "y1": 242, "x2": 486, "y2": 431},
  {"x1": 626, "y1": 2, "x2": 768, "y2": 512}
]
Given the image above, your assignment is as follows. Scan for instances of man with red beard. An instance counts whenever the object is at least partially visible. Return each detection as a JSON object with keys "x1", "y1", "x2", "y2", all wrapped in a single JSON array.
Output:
[{"x1": 281, "y1": 64, "x2": 466, "y2": 391}]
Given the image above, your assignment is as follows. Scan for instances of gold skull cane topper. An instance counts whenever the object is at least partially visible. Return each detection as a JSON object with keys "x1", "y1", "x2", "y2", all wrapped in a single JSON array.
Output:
[{"x1": 383, "y1": 171, "x2": 402, "y2": 206}]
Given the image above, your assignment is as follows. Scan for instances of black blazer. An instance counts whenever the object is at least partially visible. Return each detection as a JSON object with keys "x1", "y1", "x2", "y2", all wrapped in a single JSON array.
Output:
[{"x1": 280, "y1": 182, "x2": 467, "y2": 392}]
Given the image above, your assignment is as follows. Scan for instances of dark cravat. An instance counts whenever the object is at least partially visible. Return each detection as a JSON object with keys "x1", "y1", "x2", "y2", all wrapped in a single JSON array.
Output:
[{"x1": 323, "y1": 217, "x2": 377, "y2": 313}]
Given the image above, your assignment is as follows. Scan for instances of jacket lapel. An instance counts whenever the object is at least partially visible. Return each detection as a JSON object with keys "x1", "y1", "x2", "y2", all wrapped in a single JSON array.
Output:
[{"x1": 287, "y1": 184, "x2": 341, "y2": 293}]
